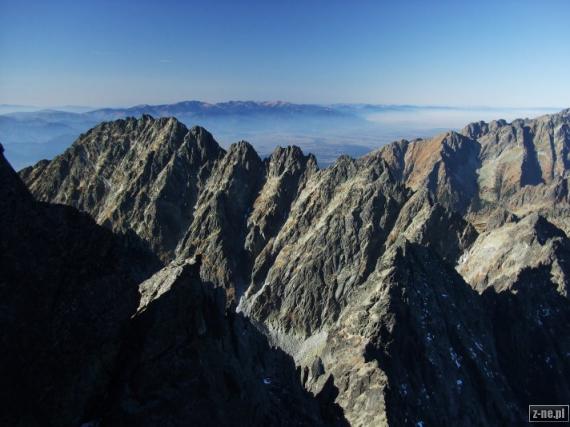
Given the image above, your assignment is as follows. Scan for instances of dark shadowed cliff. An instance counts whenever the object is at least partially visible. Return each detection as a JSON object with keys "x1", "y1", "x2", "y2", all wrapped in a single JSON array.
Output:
[
  {"x1": 1, "y1": 144, "x2": 343, "y2": 426},
  {"x1": 9, "y1": 109, "x2": 570, "y2": 425}
]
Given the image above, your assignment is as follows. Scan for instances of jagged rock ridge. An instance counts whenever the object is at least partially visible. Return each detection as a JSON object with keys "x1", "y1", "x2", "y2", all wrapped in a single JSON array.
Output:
[
  {"x1": 20, "y1": 115, "x2": 224, "y2": 262},
  {"x1": 14, "y1": 110, "x2": 570, "y2": 425},
  {"x1": 0, "y1": 146, "x2": 343, "y2": 426}
]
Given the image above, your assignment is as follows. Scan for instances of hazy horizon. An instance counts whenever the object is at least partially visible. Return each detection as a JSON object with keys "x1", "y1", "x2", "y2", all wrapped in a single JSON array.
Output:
[
  {"x1": 2, "y1": 0, "x2": 569, "y2": 169},
  {"x1": 1, "y1": 100, "x2": 564, "y2": 171},
  {"x1": 0, "y1": 100, "x2": 565, "y2": 115}
]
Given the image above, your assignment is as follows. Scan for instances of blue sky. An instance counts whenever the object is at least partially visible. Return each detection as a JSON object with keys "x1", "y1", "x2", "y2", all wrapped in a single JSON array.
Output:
[{"x1": 1, "y1": 0, "x2": 569, "y2": 107}]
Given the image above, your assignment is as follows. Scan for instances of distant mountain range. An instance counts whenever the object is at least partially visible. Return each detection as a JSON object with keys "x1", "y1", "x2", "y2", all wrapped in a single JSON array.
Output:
[
  {"x1": 0, "y1": 100, "x2": 561, "y2": 170},
  {"x1": 89, "y1": 100, "x2": 348, "y2": 118},
  {"x1": 0, "y1": 101, "x2": 368, "y2": 169}
]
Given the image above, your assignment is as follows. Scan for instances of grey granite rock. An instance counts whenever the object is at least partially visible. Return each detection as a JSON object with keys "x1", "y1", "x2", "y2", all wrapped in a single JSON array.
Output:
[
  {"x1": 1, "y1": 146, "x2": 343, "y2": 427},
  {"x1": 20, "y1": 116, "x2": 224, "y2": 262},
  {"x1": 14, "y1": 109, "x2": 570, "y2": 426}
]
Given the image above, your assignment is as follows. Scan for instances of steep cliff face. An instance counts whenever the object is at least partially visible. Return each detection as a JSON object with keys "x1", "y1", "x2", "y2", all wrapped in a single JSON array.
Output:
[
  {"x1": 376, "y1": 131, "x2": 481, "y2": 214},
  {"x1": 458, "y1": 214, "x2": 570, "y2": 296},
  {"x1": 1, "y1": 145, "x2": 341, "y2": 427},
  {"x1": 101, "y1": 259, "x2": 343, "y2": 427},
  {"x1": 385, "y1": 189, "x2": 478, "y2": 263},
  {"x1": 315, "y1": 241, "x2": 524, "y2": 426},
  {"x1": 461, "y1": 109, "x2": 570, "y2": 231},
  {"x1": 175, "y1": 141, "x2": 265, "y2": 300},
  {"x1": 245, "y1": 146, "x2": 318, "y2": 261},
  {"x1": 19, "y1": 116, "x2": 224, "y2": 261},
  {"x1": 15, "y1": 110, "x2": 570, "y2": 426},
  {"x1": 241, "y1": 154, "x2": 409, "y2": 337}
]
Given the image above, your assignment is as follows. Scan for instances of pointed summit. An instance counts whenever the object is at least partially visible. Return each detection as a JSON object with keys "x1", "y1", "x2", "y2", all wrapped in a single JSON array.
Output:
[{"x1": 19, "y1": 116, "x2": 223, "y2": 261}]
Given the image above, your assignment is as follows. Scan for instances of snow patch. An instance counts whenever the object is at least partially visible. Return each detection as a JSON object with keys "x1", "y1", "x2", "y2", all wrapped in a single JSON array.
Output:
[{"x1": 449, "y1": 347, "x2": 462, "y2": 368}]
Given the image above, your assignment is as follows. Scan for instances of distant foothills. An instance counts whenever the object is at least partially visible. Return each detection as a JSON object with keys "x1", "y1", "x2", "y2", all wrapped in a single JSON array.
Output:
[{"x1": 0, "y1": 100, "x2": 562, "y2": 170}]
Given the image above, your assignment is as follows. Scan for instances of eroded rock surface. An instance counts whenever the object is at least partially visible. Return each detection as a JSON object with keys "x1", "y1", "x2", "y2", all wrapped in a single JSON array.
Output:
[
  {"x1": 20, "y1": 116, "x2": 224, "y2": 261},
  {"x1": 1, "y1": 145, "x2": 343, "y2": 426},
  {"x1": 102, "y1": 259, "x2": 343, "y2": 427},
  {"x1": 14, "y1": 109, "x2": 570, "y2": 425}
]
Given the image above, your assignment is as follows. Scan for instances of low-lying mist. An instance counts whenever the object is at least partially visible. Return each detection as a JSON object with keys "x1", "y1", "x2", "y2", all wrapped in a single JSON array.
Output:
[{"x1": 0, "y1": 103, "x2": 562, "y2": 170}]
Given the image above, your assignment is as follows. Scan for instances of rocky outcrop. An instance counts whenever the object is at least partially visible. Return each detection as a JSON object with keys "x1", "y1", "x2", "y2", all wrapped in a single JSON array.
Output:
[
  {"x1": 175, "y1": 141, "x2": 265, "y2": 300},
  {"x1": 241, "y1": 154, "x2": 409, "y2": 337},
  {"x1": 245, "y1": 146, "x2": 318, "y2": 261},
  {"x1": 457, "y1": 213, "x2": 570, "y2": 296},
  {"x1": 317, "y1": 241, "x2": 523, "y2": 426},
  {"x1": 13, "y1": 109, "x2": 570, "y2": 426},
  {"x1": 374, "y1": 131, "x2": 481, "y2": 214},
  {"x1": 386, "y1": 189, "x2": 477, "y2": 263},
  {"x1": 101, "y1": 258, "x2": 344, "y2": 427},
  {"x1": 1, "y1": 145, "x2": 343, "y2": 426},
  {"x1": 19, "y1": 116, "x2": 224, "y2": 261}
]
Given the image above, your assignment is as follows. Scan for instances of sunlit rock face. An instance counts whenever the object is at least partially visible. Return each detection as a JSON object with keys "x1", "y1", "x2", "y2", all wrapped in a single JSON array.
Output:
[
  {"x1": 1, "y1": 145, "x2": 339, "y2": 426},
  {"x1": 19, "y1": 116, "x2": 224, "y2": 262},
  {"x1": 15, "y1": 110, "x2": 570, "y2": 425}
]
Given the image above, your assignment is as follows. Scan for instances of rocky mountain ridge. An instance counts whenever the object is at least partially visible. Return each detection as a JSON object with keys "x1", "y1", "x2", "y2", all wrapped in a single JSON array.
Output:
[
  {"x1": 1, "y1": 144, "x2": 343, "y2": 426},
  {"x1": 11, "y1": 109, "x2": 570, "y2": 425}
]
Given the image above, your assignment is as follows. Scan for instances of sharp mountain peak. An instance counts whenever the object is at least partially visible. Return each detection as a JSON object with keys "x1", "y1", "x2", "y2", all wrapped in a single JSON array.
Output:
[{"x1": 6, "y1": 108, "x2": 570, "y2": 426}]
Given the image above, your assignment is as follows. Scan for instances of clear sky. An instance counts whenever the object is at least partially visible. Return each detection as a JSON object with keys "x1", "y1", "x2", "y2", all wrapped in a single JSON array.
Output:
[{"x1": 1, "y1": 0, "x2": 569, "y2": 108}]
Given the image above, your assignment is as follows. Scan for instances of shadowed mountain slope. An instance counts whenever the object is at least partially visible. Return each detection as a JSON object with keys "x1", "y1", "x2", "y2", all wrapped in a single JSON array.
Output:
[
  {"x1": 1, "y1": 145, "x2": 344, "y2": 426},
  {"x1": 15, "y1": 110, "x2": 570, "y2": 425}
]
